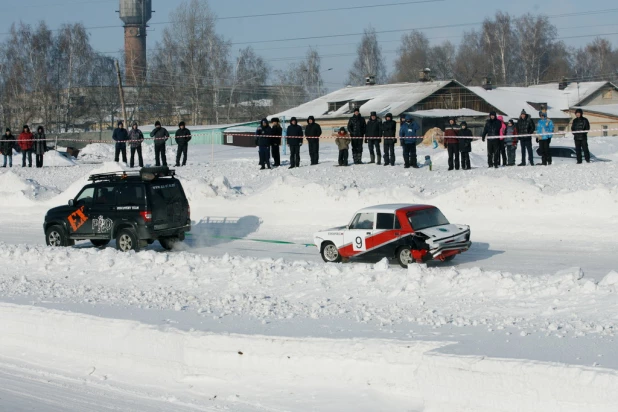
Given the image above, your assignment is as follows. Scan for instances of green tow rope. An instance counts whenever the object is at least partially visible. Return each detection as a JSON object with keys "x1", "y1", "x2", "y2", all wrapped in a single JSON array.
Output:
[{"x1": 185, "y1": 233, "x2": 316, "y2": 247}]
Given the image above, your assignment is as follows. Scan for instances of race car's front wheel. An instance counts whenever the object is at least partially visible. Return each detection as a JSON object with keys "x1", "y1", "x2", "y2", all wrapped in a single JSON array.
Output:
[
  {"x1": 321, "y1": 242, "x2": 342, "y2": 263},
  {"x1": 397, "y1": 247, "x2": 415, "y2": 268}
]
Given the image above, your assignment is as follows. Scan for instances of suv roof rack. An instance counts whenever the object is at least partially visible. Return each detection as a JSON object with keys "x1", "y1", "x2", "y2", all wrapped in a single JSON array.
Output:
[{"x1": 88, "y1": 167, "x2": 175, "y2": 183}]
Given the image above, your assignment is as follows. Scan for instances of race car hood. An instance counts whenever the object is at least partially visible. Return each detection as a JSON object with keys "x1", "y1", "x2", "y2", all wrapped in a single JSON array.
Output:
[
  {"x1": 416, "y1": 224, "x2": 470, "y2": 249},
  {"x1": 314, "y1": 226, "x2": 347, "y2": 237}
]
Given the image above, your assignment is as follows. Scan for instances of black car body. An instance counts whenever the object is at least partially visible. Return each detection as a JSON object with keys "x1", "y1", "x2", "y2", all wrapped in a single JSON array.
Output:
[{"x1": 44, "y1": 167, "x2": 191, "y2": 251}]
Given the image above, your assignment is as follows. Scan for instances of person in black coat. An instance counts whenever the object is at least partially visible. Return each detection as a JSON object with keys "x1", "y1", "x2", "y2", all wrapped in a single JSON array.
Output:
[
  {"x1": 255, "y1": 118, "x2": 273, "y2": 170},
  {"x1": 382, "y1": 113, "x2": 397, "y2": 166},
  {"x1": 571, "y1": 109, "x2": 591, "y2": 163},
  {"x1": 128, "y1": 122, "x2": 144, "y2": 168},
  {"x1": 286, "y1": 117, "x2": 304, "y2": 169},
  {"x1": 458, "y1": 121, "x2": 473, "y2": 170},
  {"x1": 516, "y1": 109, "x2": 535, "y2": 166},
  {"x1": 33, "y1": 126, "x2": 46, "y2": 168},
  {"x1": 174, "y1": 121, "x2": 192, "y2": 167},
  {"x1": 365, "y1": 111, "x2": 383, "y2": 164},
  {"x1": 112, "y1": 121, "x2": 128, "y2": 163},
  {"x1": 347, "y1": 108, "x2": 366, "y2": 164},
  {"x1": 305, "y1": 116, "x2": 322, "y2": 165},
  {"x1": 482, "y1": 111, "x2": 502, "y2": 168},
  {"x1": 150, "y1": 121, "x2": 170, "y2": 167},
  {"x1": 270, "y1": 118, "x2": 283, "y2": 167},
  {"x1": 1, "y1": 128, "x2": 15, "y2": 168}
]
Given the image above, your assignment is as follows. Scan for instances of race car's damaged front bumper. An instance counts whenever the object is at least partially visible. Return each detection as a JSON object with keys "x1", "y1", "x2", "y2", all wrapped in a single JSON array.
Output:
[{"x1": 430, "y1": 240, "x2": 472, "y2": 260}]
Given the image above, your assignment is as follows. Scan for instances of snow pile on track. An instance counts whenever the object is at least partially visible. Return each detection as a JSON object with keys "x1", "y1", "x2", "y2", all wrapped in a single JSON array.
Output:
[
  {"x1": 44, "y1": 150, "x2": 77, "y2": 167},
  {"x1": 78, "y1": 143, "x2": 116, "y2": 162},
  {"x1": 1, "y1": 302, "x2": 617, "y2": 412},
  {"x1": 1, "y1": 243, "x2": 616, "y2": 338}
]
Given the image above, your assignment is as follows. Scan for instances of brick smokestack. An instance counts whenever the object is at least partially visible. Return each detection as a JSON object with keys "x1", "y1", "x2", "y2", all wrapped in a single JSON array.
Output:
[{"x1": 119, "y1": 0, "x2": 152, "y2": 86}]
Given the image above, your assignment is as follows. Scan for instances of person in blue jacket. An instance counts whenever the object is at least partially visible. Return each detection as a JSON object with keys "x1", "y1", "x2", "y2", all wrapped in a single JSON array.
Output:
[
  {"x1": 112, "y1": 120, "x2": 128, "y2": 163},
  {"x1": 536, "y1": 111, "x2": 554, "y2": 166},
  {"x1": 399, "y1": 115, "x2": 420, "y2": 168}
]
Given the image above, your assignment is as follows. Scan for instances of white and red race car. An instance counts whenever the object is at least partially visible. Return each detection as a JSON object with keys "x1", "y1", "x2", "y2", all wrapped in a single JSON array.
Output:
[{"x1": 314, "y1": 204, "x2": 471, "y2": 268}]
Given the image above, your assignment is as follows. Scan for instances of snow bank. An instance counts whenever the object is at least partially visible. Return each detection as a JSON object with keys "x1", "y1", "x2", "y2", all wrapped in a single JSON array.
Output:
[
  {"x1": 78, "y1": 143, "x2": 115, "y2": 162},
  {"x1": 43, "y1": 150, "x2": 76, "y2": 167},
  {"x1": 1, "y1": 302, "x2": 617, "y2": 412},
  {"x1": 0, "y1": 244, "x2": 615, "y2": 338}
]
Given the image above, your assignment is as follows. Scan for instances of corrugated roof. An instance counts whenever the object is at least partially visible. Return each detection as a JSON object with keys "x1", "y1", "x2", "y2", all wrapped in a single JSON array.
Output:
[
  {"x1": 269, "y1": 81, "x2": 457, "y2": 120},
  {"x1": 576, "y1": 104, "x2": 618, "y2": 118},
  {"x1": 409, "y1": 108, "x2": 489, "y2": 118}
]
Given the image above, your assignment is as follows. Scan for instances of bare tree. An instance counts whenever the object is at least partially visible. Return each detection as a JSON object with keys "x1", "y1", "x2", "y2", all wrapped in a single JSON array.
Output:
[
  {"x1": 513, "y1": 14, "x2": 558, "y2": 85},
  {"x1": 482, "y1": 12, "x2": 517, "y2": 85},
  {"x1": 429, "y1": 41, "x2": 456, "y2": 80},
  {"x1": 453, "y1": 30, "x2": 488, "y2": 85},
  {"x1": 227, "y1": 46, "x2": 270, "y2": 122},
  {"x1": 391, "y1": 31, "x2": 430, "y2": 82},
  {"x1": 348, "y1": 27, "x2": 386, "y2": 85}
]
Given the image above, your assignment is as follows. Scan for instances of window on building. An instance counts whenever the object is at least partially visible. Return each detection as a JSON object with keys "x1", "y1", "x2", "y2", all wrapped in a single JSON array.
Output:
[
  {"x1": 227, "y1": 134, "x2": 233, "y2": 144},
  {"x1": 603, "y1": 125, "x2": 608, "y2": 137},
  {"x1": 328, "y1": 101, "x2": 350, "y2": 113},
  {"x1": 603, "y1": 90, "x2": 613, "y2": 100},
  {"x1": 347, "y1": 100, "x2": 370, "y2": 113}
]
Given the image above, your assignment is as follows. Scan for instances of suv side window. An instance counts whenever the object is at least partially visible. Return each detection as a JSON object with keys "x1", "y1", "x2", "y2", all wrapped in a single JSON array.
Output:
[
  {"x1": 376, "y1": 213, "x2": 396, "y2": 230},
  {"x1": 75, "y1": 187, "x2": 95, "y2": 206},
  {"x1": 116, "y1": 184, "x2": 144, "y2": 207},
  {"x1": 94, "y1": 186, "x2": 115, "y2": 205},
  {"x1": 350, "y1": 213, "x2": 375, "y2": 230}
]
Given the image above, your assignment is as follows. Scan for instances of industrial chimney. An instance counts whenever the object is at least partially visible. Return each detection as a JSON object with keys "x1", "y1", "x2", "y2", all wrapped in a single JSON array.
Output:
[{"x1": 118, "y1": 0, "x2": 152, "y2": 86}]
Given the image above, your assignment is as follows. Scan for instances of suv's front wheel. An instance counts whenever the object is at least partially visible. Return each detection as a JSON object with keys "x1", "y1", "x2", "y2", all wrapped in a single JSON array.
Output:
[
  {"x1": 116, "y1": 228, "x2": 140, "y2": 252},
  {"x1": 45, "y1": 225, "x2": 71, "y2": 247}
]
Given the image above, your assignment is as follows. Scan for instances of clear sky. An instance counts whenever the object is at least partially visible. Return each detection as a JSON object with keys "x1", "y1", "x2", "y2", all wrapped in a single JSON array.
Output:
[{"x1": 1, "y1": 0, "x2": 617, "y2": 89}]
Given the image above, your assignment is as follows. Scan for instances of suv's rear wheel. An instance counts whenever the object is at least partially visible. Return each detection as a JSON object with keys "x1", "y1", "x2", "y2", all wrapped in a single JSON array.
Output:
[
  {"x1": 46, "y1": 225, "x2": 70, "y2": 247},
  {"x1": 159, "y1": 236, "x2": 181, "y2": 251},
  {"x1": 90, "y1": 239, "x2": 110, "y2": 248},
  {"x1": 397, "y1": 247, "x2": 415, "y2": 268},
  {"x1": 116, "y1": 228, "x2": 140, "y2": 252}
]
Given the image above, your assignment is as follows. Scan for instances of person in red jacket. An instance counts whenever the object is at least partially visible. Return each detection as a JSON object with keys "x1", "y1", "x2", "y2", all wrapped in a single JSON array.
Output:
[
  {"x1": 18, "y1": 125, "x2": 34, "y2": 168},
  {"x1": 444, "y1": 118, "x2": 460, "y2": 170}
]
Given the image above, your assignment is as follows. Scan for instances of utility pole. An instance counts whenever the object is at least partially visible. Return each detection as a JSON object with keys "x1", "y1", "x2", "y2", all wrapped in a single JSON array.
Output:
[{"x1": 115, "y1": 60, "x2": 128, "y2": 125}]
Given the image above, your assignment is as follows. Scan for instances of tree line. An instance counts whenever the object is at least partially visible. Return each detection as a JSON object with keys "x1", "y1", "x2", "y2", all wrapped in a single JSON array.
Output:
[
  {"x1": 1, "y1": 1, "x2": 617, "y2": 133},
  {"x1": 349, "y1": 12, "x2": 618, "y2": 87}
]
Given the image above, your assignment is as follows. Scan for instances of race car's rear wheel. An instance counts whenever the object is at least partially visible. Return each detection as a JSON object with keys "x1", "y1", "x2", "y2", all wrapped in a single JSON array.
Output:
[
  {"x1": 321, "y1": 242, "x2": 342, "y2": 263},
  {"x1": 397, "y1": 247, "x2": 415, "y2": 268}
]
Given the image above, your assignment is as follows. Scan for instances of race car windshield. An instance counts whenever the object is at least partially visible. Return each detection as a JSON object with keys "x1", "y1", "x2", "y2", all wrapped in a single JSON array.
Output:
[{"x1": 407, "y1": 208, "x2": 449, "y2": 230}]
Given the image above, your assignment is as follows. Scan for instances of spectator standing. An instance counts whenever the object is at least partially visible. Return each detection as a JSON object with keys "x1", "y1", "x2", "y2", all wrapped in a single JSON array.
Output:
[
  {"x1": 458, "y1": 121, "x2": 473, "y2": 170},
  {"x1": 286, "y1": 117, "x2": 304, "y2": 169},
  {"x1": 504, "y1": 119, "x2": 518, "y2": 166},
  {"x1": 305, "y1": 116, "x2": 322, "y2": 165},
  {"x1": 482, "y1": 112, "x2": 502, "y2": 168},
  {"x1": 256, "y1": 118, "x2": 272, "y2": 170},
  {"x1": 270, "y1": 118, "x2": 282, "y2": 167},
  {"x1": 335, "y1": 127, "x2": 351, "y2": 166},
  {"x1": 399, "y1": 115, "x2": 420, "y2": 168},
  {"x1": 571, "y1": 109, "x2": 591, "y2": 163},
  {"x1": 536, "y1": 112, "x2": 554, "y2": 166},
  {"x1": 444, "y1": 118, "x2": 460, "y2": 171},
  {"x1": 112, "y1": 121, "x2": 128, "y2": 163},
  {"x1": 365, "y1": 111, "x2": 383, "y2": 164},
  {"x1": 1, "y1": 128, "x2": 15, "y2": 168},
  {"x1": 516, "y1": 109, "x2": 535, "y2": 166},
  {"x1": 128, "y1": 121, "x2": 144, "y2": 168},
  {"x1": 497, "y1": 115, "x2": 507, "y2": 166},
  {"x1": 382, "y1": 113, "x2": 397, "y2": 166},
  {"x1": 174, "y1": 121, "x2": 192, "y2": 167},
  {"x1": 150, "y1": 121, "x2": 169, "y2": 167},
  {"x1": 18, "y1": 125, "x2": 34, "y2": 167},
  {"x1": 347, "y1": 108, "x2": 366, "y2": 164},
  {"x1": 33, "y1": 126, "x2": 46, "y2": 168}
]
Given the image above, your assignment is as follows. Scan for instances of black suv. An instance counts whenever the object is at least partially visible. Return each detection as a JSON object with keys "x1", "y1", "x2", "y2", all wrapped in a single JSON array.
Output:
[{"x1": 44, "y1": 167, "x2": 191, "y2": 252}]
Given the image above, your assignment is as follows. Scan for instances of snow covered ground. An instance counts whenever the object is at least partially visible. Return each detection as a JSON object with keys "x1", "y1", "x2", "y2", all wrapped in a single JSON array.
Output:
[{"x1": 1, "y1": 138, "x2": 618, "y2": 411}]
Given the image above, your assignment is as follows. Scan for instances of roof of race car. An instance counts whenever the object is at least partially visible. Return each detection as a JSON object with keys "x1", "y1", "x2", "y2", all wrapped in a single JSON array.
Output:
[{"x1": 356, "y1": 204, "x2": 435, "y2": 214}]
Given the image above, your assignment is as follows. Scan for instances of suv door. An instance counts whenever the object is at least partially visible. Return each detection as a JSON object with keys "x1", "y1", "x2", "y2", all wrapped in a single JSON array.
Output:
[
  {"x1": 67, "y1": 186, "x2": 95, "y2": 237},
  {"x1": 84, "y1": 185, "x2": 117, "y2": 238}
]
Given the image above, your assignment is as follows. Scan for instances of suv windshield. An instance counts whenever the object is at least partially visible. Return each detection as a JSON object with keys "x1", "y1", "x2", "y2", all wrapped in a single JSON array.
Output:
[{"x1": 408, "y1": 208, "x2": 449, "y2": 230}]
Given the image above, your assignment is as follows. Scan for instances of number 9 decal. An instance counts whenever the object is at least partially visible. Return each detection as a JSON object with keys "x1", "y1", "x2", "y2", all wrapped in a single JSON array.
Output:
[{"x1": 353, "y1": 236, "x2": 366, "y2": 251}]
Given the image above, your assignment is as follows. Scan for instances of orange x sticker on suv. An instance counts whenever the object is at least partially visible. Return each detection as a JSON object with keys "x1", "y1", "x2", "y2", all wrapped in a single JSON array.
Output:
[{"x1": 68, "y1": 206, "x2": 89, "y2": 232}]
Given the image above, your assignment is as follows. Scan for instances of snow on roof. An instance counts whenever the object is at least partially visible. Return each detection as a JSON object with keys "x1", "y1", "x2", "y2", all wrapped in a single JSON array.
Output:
[
  {"x1": 576, "y1": 104, "x2": 618, "y2": 118},
  {"x1": 469, "y1": 82, "x2": 613, "y2": 120},
  {"x1": 270, "y1": 81, "x2": 457, "y2": 120},
  {"x1": 224, "y1": 126, "x2": 258, "y2": 134},
  {"x1": 357, "y1": 204, "x2": 433, "y2": 213},
  {"x1": 141, "y1": 122, "x2": 250, "y2": 133},
  {"x1": 409, "y1": 108, "x2": 488, "y2": 118}
]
